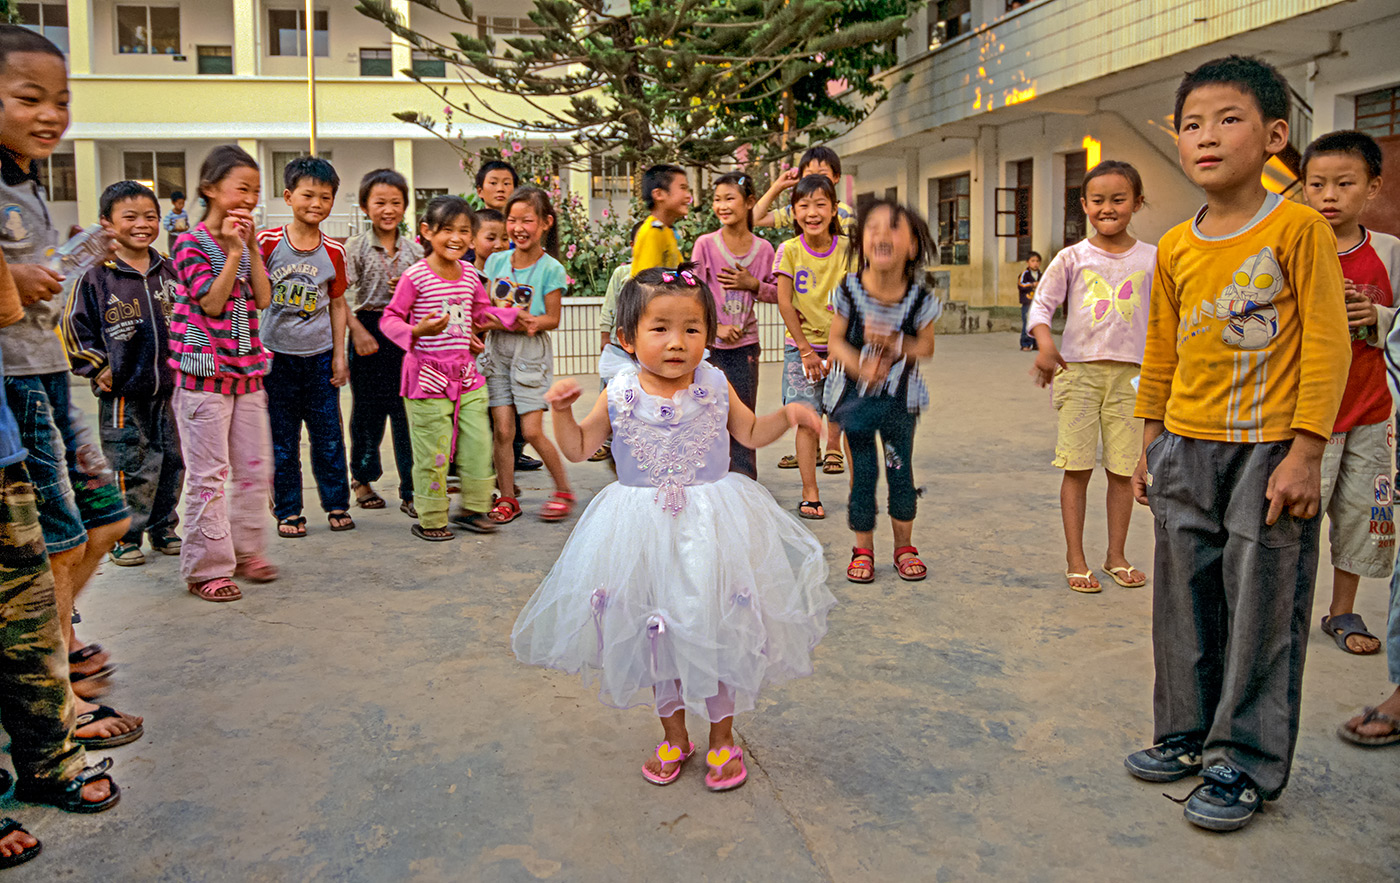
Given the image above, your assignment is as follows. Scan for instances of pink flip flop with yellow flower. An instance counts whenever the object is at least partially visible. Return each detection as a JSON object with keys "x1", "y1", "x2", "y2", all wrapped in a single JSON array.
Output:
[
  {"x1": 704, "y1": 745, "x2": 747, "y2": 792},
  {"x1": 641, "y1": 740, "x2": 695, "y2": 785}
]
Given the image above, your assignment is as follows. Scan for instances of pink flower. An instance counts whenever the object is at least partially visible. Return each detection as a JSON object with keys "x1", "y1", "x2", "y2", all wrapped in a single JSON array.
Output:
[
  {"x1": 511, "y1": 141, "x2": 523, "y2": 152},
  {"x1": 602, "y1": 208, "x2": 610, "y2": 218},
  {"x1": 566, "y1": 244, "x2": 577, "y2": 259},
  {"x1": 566, "y1": 275, "x2": 575, "y2": 285},
  {"x1": 500, "y1": 147, "x2": 511, "y2": 158}
]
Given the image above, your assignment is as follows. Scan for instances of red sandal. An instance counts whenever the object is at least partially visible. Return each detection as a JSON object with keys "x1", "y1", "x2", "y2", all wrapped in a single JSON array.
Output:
[
  {"x1": 188, "y1": 577, "x2": 242, "y2": 602},
  {"x1": 847, "y1": 547, "x2": 875, "y2": 583},
  {"x1": 488, "y1": 496, "x2": 522, "y2": 524},
  {"x1": 540, "y1": 491, "x2": 576, "y2": 522},
  {"x1": 894, "y1": 546, "x2": 927, "y2": 581}
]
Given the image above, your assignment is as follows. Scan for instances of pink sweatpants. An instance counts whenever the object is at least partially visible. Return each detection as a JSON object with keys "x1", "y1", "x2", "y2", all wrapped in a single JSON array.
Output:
[{"x1": 173, "y1": 387, "x2": 272, "y2": 584}]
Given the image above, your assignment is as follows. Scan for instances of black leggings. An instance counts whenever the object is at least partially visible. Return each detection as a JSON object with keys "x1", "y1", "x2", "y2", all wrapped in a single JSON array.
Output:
[
  {"x1": 845, "y1": 397, "x2": 919, "y2": 532},
  {"x1": 708, "y1": 343, "x2": 760, "y2": 479}
]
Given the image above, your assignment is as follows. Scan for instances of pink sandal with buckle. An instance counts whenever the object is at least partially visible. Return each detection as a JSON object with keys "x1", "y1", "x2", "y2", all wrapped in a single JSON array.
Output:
[
  {"x1": 704, "y1": 745, "x2": 747, "y2": 792},
  {"x1": 234, "y1": 557, "x2": 279, "y2": 583},
  {"x1": 641, "y1": 740, "x2": 695, "y2": 785},
  {"x1": 539, "y1": 491, "x2": 576, "y2": 522}
]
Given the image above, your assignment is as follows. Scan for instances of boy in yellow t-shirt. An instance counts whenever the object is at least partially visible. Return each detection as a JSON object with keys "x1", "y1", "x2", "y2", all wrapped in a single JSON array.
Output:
[
  {"x1": 1126, "y1": 56, "x2": 1348, "y2": 833},
  {"x1": 631, "y1": 164, "x2": 689, "y2": 274}
]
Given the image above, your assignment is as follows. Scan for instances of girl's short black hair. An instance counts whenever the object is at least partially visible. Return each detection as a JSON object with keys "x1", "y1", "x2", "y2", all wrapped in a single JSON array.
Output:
[
  {"x1": 100, "y1": 180, "x2": 159, "y2": 220},
  {"x1": 851, "y1": 198, "x2": 936, "y2": 284},
  {"x1": 1082, "y1": 159, "x2": 1145, "y2": 204},
  {"x1": 504, "y1": 186, "x2": 560, "y2": 257},
  {"x1": 358, "y1": 168, "x2": 410, "y2": 209},
  {"x1": 417, "y1": 195, "x2": 474, "y2": 256},
  {"x1": 614, "y1": 264, "x2": 718, "y2": 352},
  {"x1": 713, "y1": 172, "x2": 756, "y2": 232},
  {"x1": 196, "y1": 145, "x2": 259, "y2": 220},
  {"x1": 790, "y1": 174, "x2": 841, "y2": 238}
]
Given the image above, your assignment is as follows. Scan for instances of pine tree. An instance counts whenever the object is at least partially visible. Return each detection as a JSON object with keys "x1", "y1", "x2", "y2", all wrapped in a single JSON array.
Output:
[{"x1": 355, "y1": 0, "x2": 915, "y2": 168}]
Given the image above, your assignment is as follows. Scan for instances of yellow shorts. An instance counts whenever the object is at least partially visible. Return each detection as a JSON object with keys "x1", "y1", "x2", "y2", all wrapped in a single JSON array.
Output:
[{"x1": 1051, "y1": 361, "x2": 1143, "y2": 475}]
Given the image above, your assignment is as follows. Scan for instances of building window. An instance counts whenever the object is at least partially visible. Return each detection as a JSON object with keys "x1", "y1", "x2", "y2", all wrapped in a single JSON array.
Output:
[
  {"x1": 270, "y1": 150, "x2": 334, "y2": 183},
  {"x1": 360, "y1": 47, "x2": 392, "y2": 77},
  {"x1": 123, "y1": 151, "x2": 185, "y2": 199},
  {"x1": 268, "y1": 8, "x2": 328, "y2": 57},
  {"x1": 1062, "y1": 150, "x2": 1087, "y2": 247},
  {"x1": 414, "y1": 188, "x2": 448, "y2": 208},
  {"x1": 590, "y1": 156, "x2": 635, "y2": 198},
  {"x1": 478, "y1": 16, "x2": 542, "y2": 39},
  {"x1": 1356, "y1": 86, "x2": 1400, "y2": 138},
  {"x1": 928, "y1": 0, "x2": 971, "y2": 50},
  {"x1": 41, "y1": 153, "x2": 75, "y2": 202},
  {"x1": 115, "y1": 5, "x2": 179, "y2": 55},
  {"x1": 410, "y1": 50, "x2": 446, "y2": 78},
  {"x1": 934, "y1": 173, "x2": 971, "y2": 266},
  {"x1": 1011, "y1": 159, "x2": 1032, "y2": 260},
  {"x1": 16, "y1": 3, "x2": 68, "y2": 53},
  {"x1": 197, "y1": 45, "x2": 233, "y2": 75}
]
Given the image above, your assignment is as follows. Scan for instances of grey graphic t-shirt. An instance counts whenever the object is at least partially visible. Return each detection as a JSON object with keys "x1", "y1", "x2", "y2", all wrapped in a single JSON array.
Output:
[
  {"x1": 0, "y1": 164, "x2": 67, "y2": 376},
  {"x1": 256, "y1": 226, "x2": 348, "y2": 356}
]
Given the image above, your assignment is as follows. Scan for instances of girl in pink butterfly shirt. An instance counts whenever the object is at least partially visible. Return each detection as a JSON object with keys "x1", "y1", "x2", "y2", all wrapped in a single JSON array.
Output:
[{"x1": 1026, "y1": 160, "x2": 1157, "y2": 594}]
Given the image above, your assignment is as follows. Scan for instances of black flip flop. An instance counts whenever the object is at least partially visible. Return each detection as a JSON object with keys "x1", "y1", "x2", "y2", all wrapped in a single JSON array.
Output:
[
  {"x1": 14, "y1": 758, "x2": 119, "y2": 813},
  {"x1": 277, "y1": 516, "x2": 307, "y2": 539},
  {"x1": 352, "y1": 482, "x2": 386, "y2": 510},
  {"x1": 1320, "y1": 613, "x2": 1380, "y2": 655},
  {"x1": 450, "y1": 512, "x2": 498, "y2": 534},
  {"x1": 327, "y1": 511, "x2": 356, "y2": 532},
  {"x1": 73, "y1": 705, "x2": 144, "y2": 749},
  {"x1": 797, "y1": 500, "x2": 825, "y2": 520},
  {"x1": 1337, "y1": 706, "x2": 1400, "y2": 747},
  {"x1": 0, "y1": 818, "x2": 41, "y2": 869},
  {"x1": 411, "y1": 524, "x2": 455, "y2": 542},
  {"x1": 400, "y1": 500, "x2": 417, "y2": 518}
]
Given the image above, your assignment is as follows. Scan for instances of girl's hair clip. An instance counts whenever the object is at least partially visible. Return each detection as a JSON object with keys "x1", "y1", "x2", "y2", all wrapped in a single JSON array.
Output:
[{"x1": 660, "y1": 270, "x2": 698, "y2": 286}]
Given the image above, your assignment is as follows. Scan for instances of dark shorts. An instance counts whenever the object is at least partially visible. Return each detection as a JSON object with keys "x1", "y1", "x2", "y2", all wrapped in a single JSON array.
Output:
[{"x1": 4, "y1": 373, "x2": 129, "y2": 554}]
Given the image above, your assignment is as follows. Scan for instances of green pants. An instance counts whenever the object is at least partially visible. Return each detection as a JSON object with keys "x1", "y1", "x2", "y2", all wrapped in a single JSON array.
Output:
[
  {"x1": 405, "y1": 388, "x2": 495, "y2": 529},
  {"x1": 0, "y1": 462, "x2": 86, "y2": 785}
]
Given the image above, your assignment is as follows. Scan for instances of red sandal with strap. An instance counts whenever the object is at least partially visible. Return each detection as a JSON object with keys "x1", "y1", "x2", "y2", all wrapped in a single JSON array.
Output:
[
  {"x1": 894, "y1": 546, "x2": 927, "y2": 581},
  {"x1": 488, "y1": 496, "x2": 522, "y2": 524},
  {"x1": 540, "y1": 491, "x2": 576, "y2": 522},
  {"x1": 847, "y1": 547, "x2": 875, "y2": 583}
]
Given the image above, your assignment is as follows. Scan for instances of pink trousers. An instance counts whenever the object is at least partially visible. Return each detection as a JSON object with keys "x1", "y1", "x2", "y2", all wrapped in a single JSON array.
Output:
[{"x1": 173, "y1": 387, "x2": 272, "y2": 584}]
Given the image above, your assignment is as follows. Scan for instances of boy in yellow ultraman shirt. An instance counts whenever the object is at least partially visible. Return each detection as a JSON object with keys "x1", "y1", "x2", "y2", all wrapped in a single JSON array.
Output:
[
  {"x1": 1125, "y1": 56, "x2": 1349, "y2": 833},
  {"x1": 630, "y1": 164, "x2": 689, "y2": 274}
]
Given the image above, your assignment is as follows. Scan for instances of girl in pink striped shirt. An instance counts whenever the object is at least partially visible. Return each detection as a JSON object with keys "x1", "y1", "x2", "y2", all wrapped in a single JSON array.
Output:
[{"x1": 382, "y1": 196, "x2": 516, "y2": 540}]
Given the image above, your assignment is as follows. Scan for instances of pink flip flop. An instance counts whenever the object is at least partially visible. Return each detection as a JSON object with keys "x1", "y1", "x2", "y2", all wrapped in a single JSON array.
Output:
[
  {"x1": 704, "y1": 745, "x2": 747, "y2": 792},
  {"x1": 641, "y1": 740, "x2": 695, "y2": 785}
]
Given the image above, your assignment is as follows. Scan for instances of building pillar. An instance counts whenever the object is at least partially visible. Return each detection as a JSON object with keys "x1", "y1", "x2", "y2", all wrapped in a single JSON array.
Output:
[
  {"x1": 1031, "y1": 142, "x2": 1054, "y2": 273},
  {"x1": 65, "y1": 0, "x2": 94, "y2": 75},
  {"x1": 234, "y1": 0, "x2": 259, "y2": 76},
  {"x1": 973, "y1": 126, "x2": 999, "y2": 308},
  {"x1": 394, "y1": 139, "x2": 416, "y2": 222},
  {"x1": 895, "y1": 149, "x2": 921, "y2": 215},
  {"x1": 392, "y1": 0, "x2": 414, "y2": 79},
  {"x1": 73, "y1": 139, "x2": 100, "y2": 228}
]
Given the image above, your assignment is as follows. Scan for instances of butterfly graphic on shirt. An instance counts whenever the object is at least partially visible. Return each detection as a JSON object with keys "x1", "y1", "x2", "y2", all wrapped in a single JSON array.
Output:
[{"x1": 1081, "y1": 269, "x2": 1145, "y2": 325}]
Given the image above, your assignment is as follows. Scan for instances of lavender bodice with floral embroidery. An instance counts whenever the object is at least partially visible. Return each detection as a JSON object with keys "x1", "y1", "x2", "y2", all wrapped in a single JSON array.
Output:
[{"x1": 606, "y1": 363, "x2": 730, "y2": 514}]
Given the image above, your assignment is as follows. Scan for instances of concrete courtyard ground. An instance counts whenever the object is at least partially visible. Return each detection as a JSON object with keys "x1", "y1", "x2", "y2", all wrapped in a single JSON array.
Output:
[{"x1": 6, "y1": 332, "x2": 1398, "y2": 882}]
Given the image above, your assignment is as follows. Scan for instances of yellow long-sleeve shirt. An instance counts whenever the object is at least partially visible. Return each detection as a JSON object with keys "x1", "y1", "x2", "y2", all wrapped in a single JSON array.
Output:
[
  {"x1": 1135, "y1": 198, "x2": 1348, "y2": 443},
  {"x1": 630, "y1": 216, "x2": 682, "y2": 275}
]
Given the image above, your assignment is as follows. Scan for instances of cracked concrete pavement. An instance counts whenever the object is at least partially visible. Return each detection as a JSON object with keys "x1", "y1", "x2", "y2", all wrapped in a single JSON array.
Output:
[{"x1": 5, "y1": 333, "x2": 1398, "y2": 881}]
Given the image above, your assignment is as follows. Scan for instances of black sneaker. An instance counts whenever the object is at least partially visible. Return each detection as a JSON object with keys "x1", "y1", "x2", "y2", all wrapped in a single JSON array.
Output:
[
  {"x1": 1124, "y1": 735, "x2": 1204, "y2": 782},
  {"x1": 515, "y1": 453, "x2": 543, "y2": 471},
  {"x1": 1182, "y1": 763, "x2": 1261, "y2": 832}
]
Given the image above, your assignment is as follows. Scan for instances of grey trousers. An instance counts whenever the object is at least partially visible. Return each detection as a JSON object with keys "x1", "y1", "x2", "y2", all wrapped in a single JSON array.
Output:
[{"x1": 1144, "y1": 432, "x2": 1320, "y2": 799}]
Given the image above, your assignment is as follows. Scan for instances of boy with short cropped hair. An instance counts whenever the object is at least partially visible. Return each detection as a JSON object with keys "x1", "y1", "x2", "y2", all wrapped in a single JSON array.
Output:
[
  {"x1": 62, "y1": 180, "x2": 184, "y2": 567},
  {"x1": 631, "y1": 163, "x2": 689, "y2": 274},
  {"x1": 754, "y1": 146, "x2": 856, "y2": 234},
  {"x1": 1018, "y1": 251, "x2": 1041, "y2": 350},
  {"x1": 161, "y1": 189, "x2": 188, "y2": 255},
  {"x1": 1127, "y1": 55, "x2": 1350, "y2": 832},
  {"x1": 345, "y1": 168, "x2": 421, "y2": 514},
  {"x1": 475, "y1": 160, "x2": 518, "y2": 211},
  {"x1": 1300, "y1": 130, "x2": 1400, "y2": 658},
  {"x1": 470, "y1": 207, "x2": 505, "y2": 271},
  {"x1": 256, "y1": 156, "x2": 353, "y2": 537}
]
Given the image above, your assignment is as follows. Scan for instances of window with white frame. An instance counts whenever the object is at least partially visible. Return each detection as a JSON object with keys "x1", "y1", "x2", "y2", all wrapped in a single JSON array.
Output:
[
  {"x1": 590, "y1": 156, "x2": 635, "y2": 197},
  {"x1": 268, "y1": 8, "x2": 328, "y2": 57},
  {"x1": 197, "y1": 45, "x2": 233, "y2": 75},
  {"x1": 115, "y1": 5, "x2": 180, "y2": 55},
  {"x1": 41, "y1": 153, "x2": 75, "y2": 202},
  {"x1": 16, "y1": 3, "x2": 69, "y2": 53},
  {"x1": 411, "y1": 50, "x2": 446, "y2": 78},
  {"x1": 360, "y1": 47, "x2": 392, "y2": 77},
  {"x1": 478, "y1": 16, "x2": 542, "y2": 39},
  {"x1": 123, "y1": 151, "x2": 185, "y2": 199}
]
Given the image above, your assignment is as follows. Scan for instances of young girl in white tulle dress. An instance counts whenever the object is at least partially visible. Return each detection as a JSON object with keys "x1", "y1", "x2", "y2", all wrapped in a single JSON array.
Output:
[{"x1": 512, "y1": 267, "x2": 836, "y2": 791}]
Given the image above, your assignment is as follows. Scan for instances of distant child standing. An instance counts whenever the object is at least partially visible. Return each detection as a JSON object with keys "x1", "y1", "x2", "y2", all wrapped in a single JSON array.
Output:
[
  {"x1": 690, "y1": 172, "x2": 778, "y2": 479},
  {"x1": 345, "y1": 169, "x2": 422, "y2": 516},
  {"x1": 1300, "y1": 130, "x2": 1400, "y2": 656},
  {"x1": 162, "y1": 190, "x2": 189, "y2": 256},
  {"x1": 257, "y1": 157, "x2": 352, "y2": 538},
  {"x1": 479, "y1": 187, "x2": 575, "y2": 523},
  {"x1": 1017, "y1": 251, "x2": 1041, "y2": 351},
  {"x1": 775, "y1": 174, "x2": 851, "y2": 519},
  {"x1": 1127, "y1": 56, "x2": 1348, "y2": 832},
  {"x1": 631, "y1": 164, "x2": 689, "y2": 274},
  {"x1": 62, "y1": 181, "x2": 184, "y2": 567},
  {"x1": 1027, "y1": 161, "x2": 1156, "y2": 593},
  {"x1": 514, "y1": 267, "x2": 835, "y2": 792},
  {"x1": 381, "y1": 196, "x2": 513, "y2": 540},
  {"x1": 169, "y1": 145, "x2": 278, "y2": 601},
  {"x1": 827, "y1": 200, "x2": 939, "y2": 583}
]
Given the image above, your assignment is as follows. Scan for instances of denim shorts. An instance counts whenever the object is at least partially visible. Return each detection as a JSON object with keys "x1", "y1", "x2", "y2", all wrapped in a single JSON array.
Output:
[
  {"x1": 781, "y1": 343, "x2": 828, "y2": 414},
  {"x1": 4, "y1": 373, "x2": 129, "y2": 553}
]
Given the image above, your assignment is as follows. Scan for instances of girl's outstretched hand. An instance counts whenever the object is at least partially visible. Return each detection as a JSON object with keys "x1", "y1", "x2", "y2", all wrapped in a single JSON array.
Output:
[
  {"x1": 545, "y1": 378, "x2": 583, "y2": 410},
  {"x1": 784, "y1": 402, "x2": 821, "y2": 434}
]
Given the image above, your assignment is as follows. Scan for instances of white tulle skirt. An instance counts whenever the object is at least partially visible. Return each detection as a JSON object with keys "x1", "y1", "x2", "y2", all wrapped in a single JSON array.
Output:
[{"x1": 511, "y1": 473, "x2": 835, "y2": 722}]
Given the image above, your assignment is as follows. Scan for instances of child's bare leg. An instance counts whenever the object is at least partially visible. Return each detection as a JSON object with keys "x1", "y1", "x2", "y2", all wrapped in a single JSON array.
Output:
[
  {"x1": 796, "y1": 426, "x2": 821, "y2": 508},
  {"x1": 826, "y1": 419, "x2": 844, "y2": 455},
  {"x1": 1061, "y1": 469, "x2": 1097, "y2": 589},
  {"x1": 643, "y1": 689, "x2": 690, "y2": 779},
  {"x1": 520, "y1": 410, "x2": 571, "y2": 494},
  {"x1": 1104, "y1": 471, "x2": 1144, "y2": 582},
  {"x1": 1330, "y1": 568, "x2": 1380, "y2": 653},
  {"x1": 490, "y1": 405, "x2": 517, "y2": 500}
]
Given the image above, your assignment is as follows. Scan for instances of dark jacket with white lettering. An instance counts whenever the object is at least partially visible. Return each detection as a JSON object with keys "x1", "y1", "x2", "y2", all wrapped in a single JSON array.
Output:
[{"x1": 61, "y1": 249, "x2": 178, "y2": 398}]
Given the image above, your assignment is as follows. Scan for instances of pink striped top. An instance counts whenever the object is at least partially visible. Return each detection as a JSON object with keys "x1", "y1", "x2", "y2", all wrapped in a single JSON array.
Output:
[
  {"x1": 381, "y1": 259, "x2": 517, "y2": 399},
  {"x1": 168, "y1": 223, "x2": 267, "y2": 395}
]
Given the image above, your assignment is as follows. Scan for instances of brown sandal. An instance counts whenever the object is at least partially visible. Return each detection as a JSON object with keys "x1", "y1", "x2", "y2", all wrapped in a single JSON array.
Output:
[
  {"x1": 894, "y1": 546, "x2": 927, "y2": 581},
  {"x1": 352, "y1": 481, "x2": 386, "y2": 509},
  {"x1": 189, "y1": 577, "x2": 242, "y2": 602},
  {"x1": 847, "y1": 547, "x2": 875, "y2": 583}
]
